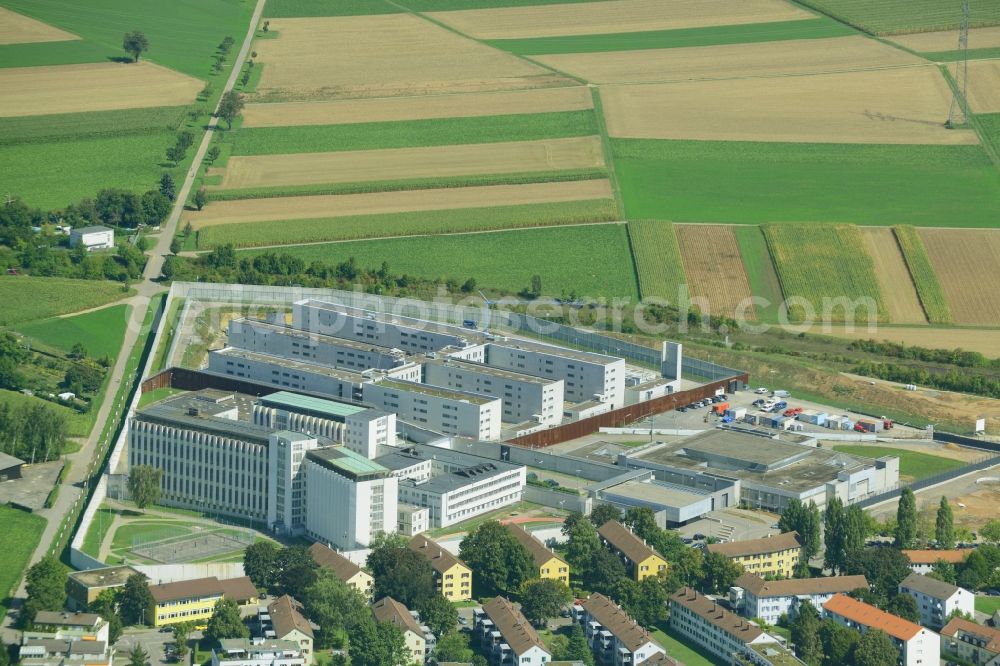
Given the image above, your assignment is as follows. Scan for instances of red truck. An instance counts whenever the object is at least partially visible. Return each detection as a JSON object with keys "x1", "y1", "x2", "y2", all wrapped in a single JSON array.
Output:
[
  {"x1": 783, "y1": 407, "x2": 803, "y2": 417},
  {"x1": 712, "y1": 402, "x2": 730, "y2": 416},
  {"x1": 854, "y1": 420, "x2": 877, "y2": 433}
]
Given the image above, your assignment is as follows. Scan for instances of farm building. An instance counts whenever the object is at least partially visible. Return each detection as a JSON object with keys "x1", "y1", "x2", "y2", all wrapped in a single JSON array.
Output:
[
  {"x1": 68, "y1": 225, "x2": 113, "y2": 251},
  {"x1": 0, "y1": 452, "x2": 24, "y2": 481}
]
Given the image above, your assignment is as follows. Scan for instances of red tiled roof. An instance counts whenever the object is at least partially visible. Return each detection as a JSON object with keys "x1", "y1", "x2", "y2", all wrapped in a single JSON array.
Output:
[
  {"x1": 902, "y1": 549, "x2": 973, "y2": 565},
  {"x1": 823, "y1": 594, "x2": 922, "y2": 641},
  {"x1": 941, "y1": 617, "x2": 1000, "y2": 653}
]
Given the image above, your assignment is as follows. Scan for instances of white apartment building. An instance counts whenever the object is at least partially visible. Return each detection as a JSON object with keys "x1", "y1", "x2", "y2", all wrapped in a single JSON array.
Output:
[
  {"x1": 422, "y1": 357, "x2": 564, "y2": 425},
  {"x1": 376, "y1": 445, "x2": 525, "y2": 528},
  {"x1": 580, "y1": 593, "x2": 665, "y2": 666},
  {"x1": 363, "y1": 378, "x2": 502, "y2": 440},
  {"x1": 302, "y1": 446, "x2": 397, "y2": 550},
  {"x1": 398, "y1": 503, "x2": 430, "y2": 536},
  {"x1": 69, "y1": 225, "x2": 114, "y2": 251},
  {"x1": 670, "y1": 588, "x2": 781, "y2": 663},
  {"x1": 212, "y1": 639, "x2": 305, "y2": 666},
  {"x1": 253, "y1": 390, "x2": 395, "y2": 458},
  {"x1": 474, "y1": 597, "x2": 551, "y2": 666},
  {"x1": 824, "y1": 594, "x2": 940, "y2": 666},
  {"x1": 899, "y1": 573, "x2": 975, "y2": 630},
  {"x1": 267, "y1": 431, "x2": 319, "y2": 536},
  {"x1": 227, "y1": 318, "x2": 410, "y2": 371},
  {"x1": 731, "y1": 574, "x2": 870, "y2": 626},
  {"x1": 207, "y1": 347, "x2": 367, "y2": 403}
]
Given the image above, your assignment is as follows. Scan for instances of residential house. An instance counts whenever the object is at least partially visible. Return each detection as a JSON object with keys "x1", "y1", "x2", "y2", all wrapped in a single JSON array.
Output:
[
  {"x1": 580, "y1": 593, "x2": 665, "y2": 665},
  {"x1": 506, "y1": 523, "x2": 569, "y2": 585},
  {"x1": 941, "y1": 616, "x2": 1000, "y2": 666},
  {"x1": 18, "y1": 638, "x2": 113, "y2": 666},
  {"x1": 823, "y1": 594, "x2": 940, "y2": 666},
  {"x1": 597, "y1": 520, "x2": 667, "y2": 581},
  {"x1": 669, "y1": 587, "x2": 783, "y2": 663},
  {"x1": 474, "y1": 597, "x2": 551, "y2": 666},
  {"x1": 409, "y1": 534, "x2": 472, "y2": 602},
  {"x1": 898, "y1": 573, "x2": 975, "y2": 630},
  {"x1": 732, "y1": 573, "x2": 869, "y2": 625},
  {"x1": 373, "y1": 597, "x2": 429, "y2": 665},
  {"x1": 706, "y1": 532, "x2": 801, "y2": 579},
  {"x1": 902, "y1": 550, "x2": 973, "y2": 575},
  {"x1": 258, "y1": 595, "x2": 314, "y2": 665},
  {"x1": 308, "y1": 543, "x2": 374, "y2": 599},
  {"x1": 31, "y1": 611, "x2": 109, "y2": 644}
]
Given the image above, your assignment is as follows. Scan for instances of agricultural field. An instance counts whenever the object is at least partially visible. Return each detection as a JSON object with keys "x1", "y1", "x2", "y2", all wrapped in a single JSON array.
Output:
[
  {"x1": 858, "y1": 228, "x2": 926, "y2": 325},
  {"x1": 626, "y1": 220, "x2": 686, "y2": 302},
  {"x1": 0, "y1": 505, "x2": 46, "y2": 620},
  {"x1": 732, "y1": 226, "x2": 784, "y2": 324},
  {"x1": 0, "y1": 277, "x2": 128, "y2": 326},
  {"x1": 892, "y1": 226, "x2": 952, "y2": 324},
  {"x1": 889, "y1": 26, "x2": 1000, "y2": 53},
  {"x1": 600, "y1": 68, "x2": 974, "y2": 145},
  {"x1": 217, "y1": 136, "x2": 605, "y2": 189},
  {"x1": 763, "y1": 224, "x2": 888, "y2": 323},
  {"x1": 675, "y1": 225, "x2": 757, "y2": 320},
  {"x1": 0, "y1": 106, "x2": 187, "y2": 146},
  {"x1": 793, "y1": 0, "x2": 1000, "y2": 35},
  {"x1": 965, "y1": 60, "x2": 1000, "y2": 113},
  {"x1": 17, "y1": 304, "x2": 131, "y2": 360},
  {"x1": 0, "y1": 6, "x2": 77, "y2": 44},
  {"x1": 196, "y1": 198, "x2": 617, "y2": 249},
  {"x1": 831, "y1": 446, "x2": 965, "y2": 481},
  {"x1": 918, "y1": 229, "x2": 1000, "y2": 326},
  {"x1": 239, "y1": 224, "x2": 640, "y2": 300},
  {"x1": 240, "y1": 87, "x2": 593, "y2": 127}
]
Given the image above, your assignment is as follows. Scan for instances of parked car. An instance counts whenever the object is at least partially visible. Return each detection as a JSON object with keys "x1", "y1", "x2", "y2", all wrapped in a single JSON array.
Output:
[
  {"x1": 693, "y1": 533, "x2": 706, "y2": 541},
  {"x1": 755, "y1": 387, "x2": 769, "y2": 394},
  {"x1": 752, "y1": 399, "x2": 766, "y2": 407},
  {"x1": 458, "y1": 616, "x2": 469, "y2": 625}
]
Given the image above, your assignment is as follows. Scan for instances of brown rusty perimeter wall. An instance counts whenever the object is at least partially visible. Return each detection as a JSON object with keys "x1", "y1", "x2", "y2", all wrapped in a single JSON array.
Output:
[{"x1": 142, "y1": 367, "x2": 281, "y2": 398}]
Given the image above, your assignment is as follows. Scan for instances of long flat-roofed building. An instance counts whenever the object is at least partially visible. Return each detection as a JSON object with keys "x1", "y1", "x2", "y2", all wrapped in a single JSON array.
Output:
[
  {"x1": 363, "y1": 378, "x2": 501, "y2": 440},
  {"x1": 823, "y1": 594, "x2": 940, "y2": 666},
  {"x1": 732, "y1": 573, "x2": 869, "y2": 625},
  {"x1": 580, "y1": 593, "x2": 665, "y2": 665},
  {"x1": 422, "y1": 357, "x2": 564, "y2": 425},
  {"x1": 207, "y1": 347, "x2": 370, "y2": 403},
  {"x1": 902, "y1": 549, "x2": 973, "y2": 575}
]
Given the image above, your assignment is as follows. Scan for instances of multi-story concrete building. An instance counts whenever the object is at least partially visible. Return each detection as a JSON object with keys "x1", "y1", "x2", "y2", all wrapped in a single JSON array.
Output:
[
  {"x1": 409, "y1": 535, "x2": 473, "y2": 602},
  {"x1": 212, "y1": 639, "x2": 305, "y2": 666},
  {"x1": 66, "y1": 566, "x2": 139, "y2": 611},
  {"x1": 257, "y1": 596, "x2": 314, "y2": 665},
  {"x1": 373, "y1": 597, "x2": 429, "y2": 665},
  {"x1": 307, "y1": 543, "x2": 374, "y2": 599},
  {"x1": 208, "y1": 347, "x2": 368, "y2": 403},
  {"x1": 670, "y1": 587, "x2": 782, "y2": 663},
  {"x1": 823, "y1": 594, "x2": 940, "y2": 666},
  {"x1": 268, "y1": 431, "x2": 320, "y2": 536},
  {"x1": 505, "y1": 523, "x2": 569, "y2": 585},
  {"x1": 363, "y1": 378, "x2": 501, "y2": 440},
  {"x1": 597, "y1": 520, "x2": 668, "y2": 581},
  {"x1": 397, "y1": 503, "x2": 430, "y2": 536},
  {"x1": 580, "y1": 593, "x2": 665, "y2": 666},
  {"x1": 902, "y1": 549, "x2": 972, "y2": 575},
  {"x1": 148, "y1": 576, "x2": 258, "y2": 628},
  {"x1": 376, "y1": 445, "x2": 525, "y2": 528},
  {"x1": 707, "y1": 532, "x2": 802, "y2": 579},
  {"x1": 302, "y1": 447, "x2": 397, "y2": 550},
  {"x1": 474, "y1": 597, "x2": 552, "y2": 666},
  {"x1": 941, "y1": 617, "x2": 1000, "y2": 666},
  {"x1": 899, "y1": 573, "x2": 975, "y2": 630},
  {"x1": 422, "y1": 357, "x2": 564, "y2": 425},
  {"x1": 731, "y1": 574, "x2": 869, "y2": 626}
]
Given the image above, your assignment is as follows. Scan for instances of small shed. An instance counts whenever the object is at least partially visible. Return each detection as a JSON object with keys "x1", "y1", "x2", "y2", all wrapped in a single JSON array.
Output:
[
  {"x1": 798, "y1": 410, "x2": 828, "y2": 426},
  {"x1": 0, "y1": 452, "x2": 25, "y2": 481}
]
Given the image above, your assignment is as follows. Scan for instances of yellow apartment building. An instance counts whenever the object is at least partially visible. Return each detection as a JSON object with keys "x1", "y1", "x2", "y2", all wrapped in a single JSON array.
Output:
[
  {"x1": 148, "y1": 576, "x2": 258, "y2": 628},
  {"x1": 505, "y1": 523, "x2": 569, "y2": 585},
  {"x1": 706, "y1": 531, "x2": 801, "y2": 579},
  {"x1": 409, "y1": 534, "x2": 472, "y2": 601},
  {"x1": 597, "y1": 520, "x2": 668, "y2": 581},
  {"x1": 308, "y1": 542, "x2": 375, "y2": 599}
]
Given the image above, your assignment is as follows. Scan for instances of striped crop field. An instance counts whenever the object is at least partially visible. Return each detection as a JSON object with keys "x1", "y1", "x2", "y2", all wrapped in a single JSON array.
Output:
[
  {"x1": 892, "y1": 226, "x2": 952, "y2": 324},
  {"x1": 626, "y1": 220, "x2": 686, "y2": 303},
  {"x1": 676, "y1": 224, "x2": 756, "y2": 319},
  {"x1": 794, "y1": 0, "x2": 1000, "y2": 35}
]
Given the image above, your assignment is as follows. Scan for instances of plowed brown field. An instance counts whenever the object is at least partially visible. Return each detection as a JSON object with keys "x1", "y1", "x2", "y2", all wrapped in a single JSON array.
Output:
[
  {"x1": 860, "y1": 228, "x2": 927, "y2": 324},
  {"x1": 918, "y1": 228, "x2": 1000, "y2": 325},
  {"x1": 966, "y1": 60, "x2": 1000, "y2": 113},
  {"x1": 0, "y1": 7, "x2": 78, "y2": 44},
  {"x1": 676, "y1": 225, "x2": 756, "y2": 319}
]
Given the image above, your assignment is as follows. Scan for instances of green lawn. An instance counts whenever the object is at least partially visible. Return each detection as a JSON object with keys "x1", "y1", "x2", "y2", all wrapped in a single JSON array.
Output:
[
  {"x1": 976, "y1": 596, "x2": 1000, "y2": 615},
  {"x1": 18, "y1": 304, "x2": 130, "y2": 361},
  {"x1": 0, "y1": 505, "x2": 47, "y2": 621},
  {"x1": 0, "y1": 0, "x2": 256, "y2": 79},
  {"x1": 0, "y1": 388, "x2": 94, "y2": 439},
  {"x1": 0, "y1": 107, "x2": 187, "y2": 147},
  {"x1": 110, "y1": 521, "x2": 191, "y2": 551},
  {"x1": 651, "y1": 623, "x2": 726, "y2": 666},
  {"x1": 264, "y1": 0, "x2": 606, "y2": 15},
  {"x1": 487, "y1": 18, "x2": 854, "y2": 55},
  {"x1": 0, "y1": 277, "x2": 128, "y2": 326},
  {"x1": 733, "y1": 225, "x2": 784, "y2": 324},
  {"x1": 229, "y1": 111, "x2": 599, "y2": 155},
  {"x1": 239, "y1": 223, "x2": 640, "y2": 300},
  {"x1": 80, "y1": 506, "x2": 117, "y2": 557},
  {"x1": 137, "y1": 387, "x2": 184, "y2": 408},
  {"x1": 198, "y1": 198, "x2": 618, "y2": 249},
  {"x1": 612, "y1": 139, "x2": 1000, "y2": 227},
  {"x1": 0, "y1": 39, "x2": 112, "y2": 68},
  {"x1": 794, "y1": 0, "x2": 1000, "y2": 34},
  {"x1": 832, "y1": 446, "x2": 967, "y2": 480}
]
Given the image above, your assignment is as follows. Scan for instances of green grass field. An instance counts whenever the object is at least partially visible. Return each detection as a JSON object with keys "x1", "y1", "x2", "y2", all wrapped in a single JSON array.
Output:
[
  {"x1": 794, "y1": 0, "x2": 1000, "y2": 34},
  {"x1": 0, "y1": 39, "x2": 111, "y2": 68},
  {"x1": 0, "y1": 107, "x2": 187, "y2": 147},
  {"x1": 832, "y1": 446, "x2": 966, "y2": 480},
  {"x1": 0, "y1": 505, "x2": 46, "y2": 620},
  {"x1": 110, "y1": 521, "x2": 191, "y2": 551},
  {"x1": 0, "y1": 277, "x2": 128, "y2": 326},
  {"x1": 612, "y1": 139, "x2": 1000, "y2": 227},
  {"x1": 18, "y1": 304, "x2": 130, "y2": 360},
  {"x1": 138, "y1": 387, "x2": 184, "y2": 409},
  {"x1": 626, "y1": 220, "x2": 685, "y2": 301},
  {"x1": 198, "y1": 198, "x2": 617, "y2": 248},
  {"x1": 240, "y1": 224, "x2": 640, "y2": 299},
  {"x1": 0, "y1": 388, "x2": 94, "y2": 438},
  {"x1": 228, "y1": 111, "x2": 599, "y2": 155},
  {"x1": 733, "y1": 226, "x2": 784, "y2": 324},
  {"x1": 976, "y1": 596, "x2": 1000, "y2": 615},
  {"x1": 651, "y1": 624, "x2": 725, "y2": 666},
  {"x1": 921, "y1": 47, "x2": 1000, "y2": 61},
  {"x1": 265, "y1": 0, "x2": 606, "y2": 16},
  {"x1": 487, "y1": 18, "x2": 854, "y2": 55},
  {"x1": 892, "y1": 226, "x2": 952, "y2": 324},
  {"x1": 0, "y1": 0, "x2": 256, "y2": 79},
  {"x1": 763, "y1": 224, "x2": 887, "y2": 322},
  {"x1": 975, "y1": 113, "x2": 1000, "y2": 164}
]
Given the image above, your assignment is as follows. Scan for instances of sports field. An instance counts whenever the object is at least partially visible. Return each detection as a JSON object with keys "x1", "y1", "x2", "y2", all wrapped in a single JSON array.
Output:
[
  {"x1": 918, "y1": 229, "x2": 1000, "y2": 326},
  {"x1": 190, "y1": 180, "x2": 613, "y2": 227},
  {"x1": 793, "y1": 0, "x2": 1000, "y2": 35},
  {"x1": 0, "y1": 277, "x2": 128, "y2": 326},
  {"x1": 832, "y1": 446, "x2": 965, "y2": 480},
  {"x1": 239, "y1": 224, "x2": 640, "y2": 299},
  {"x1": 627, "y1": 220, "x2": 686, "y2": 302},
  {"x1": 18, "y1": 304, "x2": 131, "y2": 360},
  {"x1": 241, "y1": 87, "x2": 593, "y2": 127},
  {"x1": 218, "y1": 136, "x2": 605, "y2": 189},
  {"x1": 600, "y1": 68, "x2": 975, "y2": 145},
  {"x1": 0, "y1": 6, "x2": 77, "y2": 44},
  {"x1": 859, "y1": 228, "x2": 926, "y2": 325},
  {"x1": 676, "y1": 225, "x2": 756, "y2": 319}
]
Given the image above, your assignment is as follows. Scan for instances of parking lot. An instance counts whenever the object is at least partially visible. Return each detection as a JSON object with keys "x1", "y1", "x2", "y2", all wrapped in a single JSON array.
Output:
[{"x1": 115, "y1": 627, "x2": 192, "y2": 666}]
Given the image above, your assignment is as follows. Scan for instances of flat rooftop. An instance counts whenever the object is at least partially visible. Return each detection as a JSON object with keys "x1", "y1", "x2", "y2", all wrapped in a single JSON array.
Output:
[
  {"x1": 212, "y1": 347, "x2": 369, "y2": 383},
  {"x1": 488, "y1": 339, "x2": 622, "y2": 366},
  {"x1": 603, "y1": 479, "x2": 711, "y2": 508},
  {"x1": 306, "y1": 446, "x2": 389, "y2": 481},
  {"x1": 68, "y1": 566, "x2": 139, "y2": 588},
  {"x1": 297, "y1": 299, "x2": 486, "y2": 345},
  {"x1": 258, "y1": 390, "x2": 368, "y2": 421},
  {"x1": 425, "y1": 357, "x2": 557, "y2": 386},
  {"x1": 231, "y1": 318, "x2": 406, "y2": 357},
  {"x1": 374, "y1": 378, "x2": 496, "y2": 405},
  {"x1": 376, "y1": 444, "x2": 522, "y2": 494},
  {"x1": 135, "y1": 391, "x2": 274, "y2": 445}
]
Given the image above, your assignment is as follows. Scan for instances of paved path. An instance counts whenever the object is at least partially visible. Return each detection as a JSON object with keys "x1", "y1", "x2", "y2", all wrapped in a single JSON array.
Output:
[{"x1": 1, "y1": 0, "x2": 266, "y2": 642}]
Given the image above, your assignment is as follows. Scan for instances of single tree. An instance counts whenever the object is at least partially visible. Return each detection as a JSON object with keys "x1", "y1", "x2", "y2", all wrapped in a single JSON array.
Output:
[
  {"x1": 169, "y1": 236, "x2": 182, "y2": 255},
  {"x1": 348, "y1": 614, "x2": 408, "y2": 666},
  {"x1": 981, "y1": 519, "x2": 1000, "y2": 544},
  {"x1": 367, "y1": 533, "x2": 436, "y2": 612},
  {"x1": 895, "y1": 488, "x2": 918, "y2": 549},
  {"x1": 275, "y1": 545, "x2": 318, "y2": 599},
  {"x1": 623, "y1": 576, "x2": 668, "y2": 627},
  {"x1": 519, "y1": 578, "x2": 571, "y2": 625},
  {"x1": 459, "y1": 521, "x2": 534, "y2": 598},
  {"x1": 823, "y1": 497, "x2": 845, "y2": 573},
  {"x1": 119, "y1": 573, "x2": 154, "y2": 626},
  {"x1": 790, "y1": 600, "x2": 823, "y2": 666},
  {"x1": 936, "y1": 496, "x2": 955, "y2": 549},
  {"x1": 418, "y1": 593, "x2": 457, "y2": 637},
  {"x1": 207, "y1": 146, "x2": 221, "y2": 163},
  {"x1": 589, "y1": 504, "x2": 622, "y2": 527},
  {"x1": 622, "y1": 507, "x2": 659, "y2": 539},
  {"x1": 23, "y1": 556, "x2": 68, "y2": 625},
  {"x1": 565, "y1": 623, "x2": 594, "y2": 666},
  {"x1": 843, "y1": 505, "x2": 867, "y2": 558},
  {"x1": 854, "y1": 629, "x2": 900, "y2": 666},
  {"x1": 820, "y1": 619, "x2": 859, "y2": 666},
  {"x1": 585, "y1": 547, "x2": 628, "y2": 597},
  {"x1": 217, "y1": 90, "x2": 245, "y2": 129},
  {"x1": 700, "y1": 551, "x2": 744, "y2": 595},
  {"x1": 127, "y1": 464, "x2": 162, "y2": 511},
  {"x1": 89, "y1": 588, "x2": 123, "y2": 643},
  {"x1": 780, "y1": 499, "x2": 822, "y2": 562},
  {"x1": 122, "y1": 30, "x2": 149, "y2": 62},
  {"x1": 928, "y1": 560, "x2": 957, "y2": 585},
  {"x1": 69, "y1": 342, "x2": 87, "y2": 359},
  {"x1": 243, "y1": 541, "x2": 279, "y2": 591},
  {"x1": 159, "y1": 173, "x2": 176, "y2": 201},
  {"x1": 301, "y1": 569, "x2": 368, "y2": 648},
  {"x1": 171, "y1": 622, "x2": 191, "y2": 660},
  {"x1": 165, "y1": 144, "x2": 185, "y2": 166},
  {"x1": 127, "y1": 645, "x2": 149, "y2": 666},
  {"x1": 434, "y1": 631, "x2": 475, "y2": 663},
  {"x1": 193, "y1": 187, "x2": 207, "y2": 211},
  {"x1": 205, "y1": 598, "x2": 249, "y2": 642},
  {"x1": 564, "y1": 516, "x2": 602, "y2": 573},
  {"x1": 886, "y1": 594, "x2": 919, "y2": 623}
]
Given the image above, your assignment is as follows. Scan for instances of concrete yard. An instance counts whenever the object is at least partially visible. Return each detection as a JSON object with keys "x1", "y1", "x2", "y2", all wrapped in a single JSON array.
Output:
[{"x1": 0, "y1": 461, "x2": 64, "y2": 511}]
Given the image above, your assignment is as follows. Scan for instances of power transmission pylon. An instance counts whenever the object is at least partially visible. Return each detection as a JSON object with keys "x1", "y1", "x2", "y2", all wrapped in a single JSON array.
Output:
[{"x1": 947, "y1": 0, "x2": 971, "y2": 128}]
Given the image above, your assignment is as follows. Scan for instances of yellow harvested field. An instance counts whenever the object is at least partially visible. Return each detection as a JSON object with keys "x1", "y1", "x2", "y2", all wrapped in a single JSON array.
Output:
[
  {"x1": 889, "y1": 26, "x2": 1000, "y2": 53},
  {"x1": 219, "y1": 136, "x2": 605, "y2": 189},
  {"x1": 0, "y1": 7, "x2": 78, "y2": 45},
  {"x1": 186, "y1": 180, "x2": 613, "y2": 228},
  {"x1": 966, "y1": 60, "x2": 1000, "y2": 113},
  {"x1": 918, "y1": 229, "x2": 1000, "y2": 326},
  {"x1": 600, "y1": 68, "x2": 977, "y2": 145},
  {"x1": 860, "y1": 228, "x2": 926, "y2": 325},
  {"x1": 676, "y1": 225, "x2": 756, "y2": 320},
  {"x1": 823, "y1": 325, "x2": 1000, "y2": 359},
  {"x1": 241, "y1": 87, "x2": 592, "y2": 127},
  {"x1": 253, "y1": 15, "x2": 565, "y2": 101},
  {"x1": 537, "y1": 36, "x2": 926, "y2": 84},
  {"x1": 0, "y1": 62, "x2": 202, "y2": 118},
  {"x1": 429, "y1": 0, "x2": 813, "y2": 40}
]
